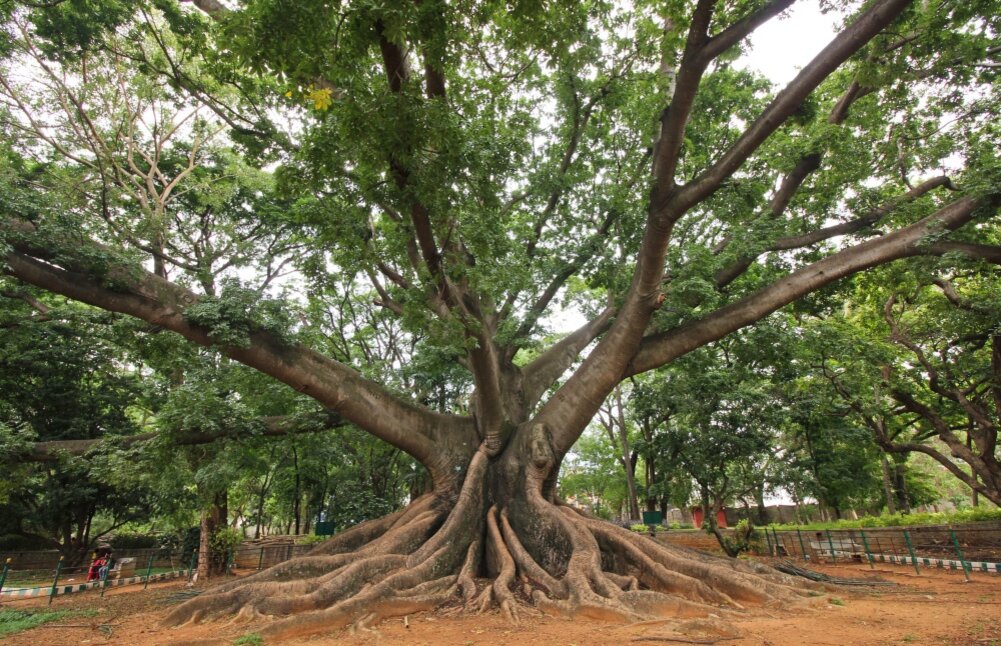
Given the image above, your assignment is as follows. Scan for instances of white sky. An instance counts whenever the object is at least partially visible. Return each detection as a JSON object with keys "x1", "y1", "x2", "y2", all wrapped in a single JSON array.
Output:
[{"x1": 735, "y1": 3, "x2": 841, "y2": 87}]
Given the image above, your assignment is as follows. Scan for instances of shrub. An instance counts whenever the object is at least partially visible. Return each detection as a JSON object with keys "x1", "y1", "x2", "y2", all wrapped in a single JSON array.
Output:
[
  {"x1": 768, "y1": 507, "x2": 1001, "y2": 531},
  {"x1": 108, "y1": 531, "x2": 158, "y2": 549},
  {"x1": 297, "y1": 534, "x2": 327, "y2": 546},
  {"x1": 629, "y1": 524, "x2": 649, "y2": 533}
]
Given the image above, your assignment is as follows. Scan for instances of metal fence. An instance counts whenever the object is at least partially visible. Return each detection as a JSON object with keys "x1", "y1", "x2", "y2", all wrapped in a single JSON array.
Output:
[
  {"x1": 0, "y1": 542, "x2": 315, "y2": 604},
  {"x1": 753, "y1": 522, "x2": 1001, "y2": 580}
]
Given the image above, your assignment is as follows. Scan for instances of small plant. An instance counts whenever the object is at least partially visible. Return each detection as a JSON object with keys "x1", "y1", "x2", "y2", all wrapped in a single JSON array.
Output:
[
  {"x1": 828, "y1": 597, "x2": 845, "y2": 606},
  {"x1": 629, "y1": 524, "x2": 649, "y2": 533},
  {"x1": 233, "y1": 633, "x2": 264, "y2": 646},
  {"x1": 902, "y1": 634, "x2": 918, "y2": 642}
]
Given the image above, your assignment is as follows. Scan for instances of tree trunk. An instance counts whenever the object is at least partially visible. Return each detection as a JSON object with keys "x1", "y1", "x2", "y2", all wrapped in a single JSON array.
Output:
[
  {"x1": 893, "y1": 461, "x2": 911, "y2": 514},
  {"x1": 880, "y1": 453, "x2": 897, "y2": 514},
  {"x1": 197, "y1": 509, "x2": 213, "y2": 579},
  {"x1": 293, "y1": 446, "x2": 302, "y2": 535},
  {"x1": 198, "y1": 492, "x2": 229, "y2": 578},
  {"x1": 754, "y1": 486, "x2": 768, "y2": 526},
  {"x1": 166, "y1": 427, "x2": 805, "y2": 638}
]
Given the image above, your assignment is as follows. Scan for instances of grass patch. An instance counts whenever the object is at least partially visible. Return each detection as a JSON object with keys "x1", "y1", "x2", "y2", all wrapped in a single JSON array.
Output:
[
  {"x1": 0, "y1": 608, "x2": 98, "y2": 637},
  {"x1": 233, "y1": 633, "x2": 264, "y2": 646},
  {"x1": 828, "y1": 597, "x2": 845, "y2": 606}
]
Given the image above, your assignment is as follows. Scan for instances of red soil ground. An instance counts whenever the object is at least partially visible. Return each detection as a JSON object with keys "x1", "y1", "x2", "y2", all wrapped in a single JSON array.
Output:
[{"x1": 3, "y1": 558, "x2": 999, "y2": 645}]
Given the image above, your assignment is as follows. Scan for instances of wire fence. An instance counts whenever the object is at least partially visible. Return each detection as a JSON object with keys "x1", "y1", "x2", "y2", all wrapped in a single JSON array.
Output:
[
  {"x1": 752, "y1": 522, "x2": 1001, "y2": 579},
  {"x1": 0, "y1": 542, "x2": 315, "y2": 604}
]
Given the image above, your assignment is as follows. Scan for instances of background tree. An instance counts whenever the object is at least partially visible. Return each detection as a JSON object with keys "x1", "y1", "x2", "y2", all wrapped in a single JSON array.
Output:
[{"x1": 0, "y1": 293, "x2": 154, "y2": 562}]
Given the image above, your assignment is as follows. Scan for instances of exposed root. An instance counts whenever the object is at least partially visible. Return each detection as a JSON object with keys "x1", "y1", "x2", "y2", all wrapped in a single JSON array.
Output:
[
  {"x1": 484, "y1": 505, "x2": 519, "y2": 623},
  {"x1": 457, "y1": 539, "x2": 481, "y2": 603},
  {"x1": 164, "y1": 454, "x2": 810, "y2": 641},
  {"x1": 498, "y1": 508, "x2": 563, "y2": 596}
]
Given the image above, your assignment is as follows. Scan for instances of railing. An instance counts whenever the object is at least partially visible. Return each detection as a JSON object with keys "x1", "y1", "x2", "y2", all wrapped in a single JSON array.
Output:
[
  {"x1": 754, "y1": 522, "x2": 1001, "y2": 580},
  {"x1": 0, "y1": 542, "x2": 317, "y2": 603}
]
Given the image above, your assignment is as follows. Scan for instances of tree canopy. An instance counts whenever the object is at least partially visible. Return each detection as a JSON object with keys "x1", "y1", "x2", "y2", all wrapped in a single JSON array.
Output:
[{"x1": 0, "y1": 0, "x2": 999, "y2": 635}]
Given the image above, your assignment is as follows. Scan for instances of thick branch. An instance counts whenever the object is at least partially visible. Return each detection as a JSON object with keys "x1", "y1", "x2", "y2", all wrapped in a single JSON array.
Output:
[
  {"x1": 179, "y1": 0, "x2": 229, "y2": 19},
  {"x1": 650, "y1": 0, "x2": 716, "y2": 201},
  {"x1": 522, "y1": 306, "x2": 616, "y2": 409},
  {"x1": 714, "y1": 175, "x2": 954, "y2": 288},
  {"x1": 22, "y1": 411, "x2": 344, "y2": 463},
  {"x1": 2, "y1": 219, "x2": 473, "y2": 476},
  {"x1": 629, "y1": 194, "x2": 999, "y2": 375},
  {"x1": 673, "y1": 0, "x2": 913, "y2": 214},
  {"x1": 700, "y1": 0, "x2": 797, "y2": 62}
]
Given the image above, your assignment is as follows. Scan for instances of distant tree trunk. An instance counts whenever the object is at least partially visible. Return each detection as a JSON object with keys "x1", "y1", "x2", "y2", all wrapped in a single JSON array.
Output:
[
  {"x1": 600, "y1": 389, "x2": 641, "y2": 520},
  {"x1": 880, "y1": 454, "x2": 897, "y2": 514},
  {"x1": 968, "y1": 434, "x2": 980, "y2": 507},
  {"x1": 292, "y1": 446, "x2": 302, "y2": 535},
  {"x1": 198, "y1": 491, "x2": 228, "y2": 578},
  {"x1": 893, "y1": 461, "x2": 911, "y2": 513},
  {"x1": 754, "y1": 485, "x2": 768, "y2": 525}
]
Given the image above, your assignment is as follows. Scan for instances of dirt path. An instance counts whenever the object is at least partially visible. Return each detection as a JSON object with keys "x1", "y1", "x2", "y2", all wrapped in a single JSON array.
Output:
[{"x1": 3, "y1": 559, "x2": 999, "y2": 645}]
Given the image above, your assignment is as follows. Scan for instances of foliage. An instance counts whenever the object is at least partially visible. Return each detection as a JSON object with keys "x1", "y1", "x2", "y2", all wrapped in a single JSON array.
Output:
[
  {"x1": 296, "y1": 534, "x2": 326, "y2": 545},
  {"x1": 717, "y1": 519, "x2": 756, "y2": 557},
  {"x1": 210, "y1": 527, "x2": 243, "y2": 558},
  {"x1": 0, "y1": 297, "x2": 156, "y2": 556},
  {"x1": 0, "y1": 0, "x2": 997, "y2": 616}
]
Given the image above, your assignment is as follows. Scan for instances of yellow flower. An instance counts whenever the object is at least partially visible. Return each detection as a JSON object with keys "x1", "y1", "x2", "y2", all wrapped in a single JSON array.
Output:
[{"x1": 308, "y1": 87, "x2": 333, "y2": 111}]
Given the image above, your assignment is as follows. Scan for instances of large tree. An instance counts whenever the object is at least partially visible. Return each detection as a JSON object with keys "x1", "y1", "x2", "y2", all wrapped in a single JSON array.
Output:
[{"x1": 1, "y1": 0, "x2": 1000, "y2": 637}]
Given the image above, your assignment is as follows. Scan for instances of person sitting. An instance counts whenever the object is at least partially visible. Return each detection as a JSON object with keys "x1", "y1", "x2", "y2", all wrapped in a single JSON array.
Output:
[{"x1": 86, "y1": 546, "x2": 113, "y2": 582}]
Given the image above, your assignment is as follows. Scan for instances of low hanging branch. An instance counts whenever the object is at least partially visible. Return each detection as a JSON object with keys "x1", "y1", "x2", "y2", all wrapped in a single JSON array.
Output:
[{"x1": 20, "y1": 410, "x2": 347, "y2": 463}]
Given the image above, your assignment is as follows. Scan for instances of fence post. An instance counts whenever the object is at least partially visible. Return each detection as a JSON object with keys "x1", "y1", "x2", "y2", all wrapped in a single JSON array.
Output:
[
  {"x1": 188, "y1": 548, "x2": 198, "y2": 581},
  {"x1": 948, "y1": 529, "x2": 972, "y2": 582},
  {"x1": 49, "y1": 555, "x2": 64, "y2": 606},
  {"x1": 796, "y1": 529, "x2": 808, "y2": 561},
  {"x1": 825, "y1": 529, "x2": 837, "y2": 564},
  {"x1": 858, "y1": 530, "x2": 875, "y2": 569},
  {"x1": 763, "y1": 529, "x2": 774, "y2": 556},
  {"x1": 902, "y1": 530, "x2": 921, "y2": 575},
  {"x1": 257, "y1": 547, "x2": 265, "y2": 571},
  {"x1": 143, "y1": 552, "x2": 156, "y2": 590},
  {"x1": 0, "y1": 557, "x2": 11, "y2": 597},
  {"x1": 772, "y1": 528, "x2": 783, "y2": 556}
]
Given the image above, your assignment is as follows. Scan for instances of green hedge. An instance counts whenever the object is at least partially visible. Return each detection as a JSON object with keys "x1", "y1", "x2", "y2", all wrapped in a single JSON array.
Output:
[{"x1": 768, "y1": 507, "x2": 1001, "y2": 531}]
